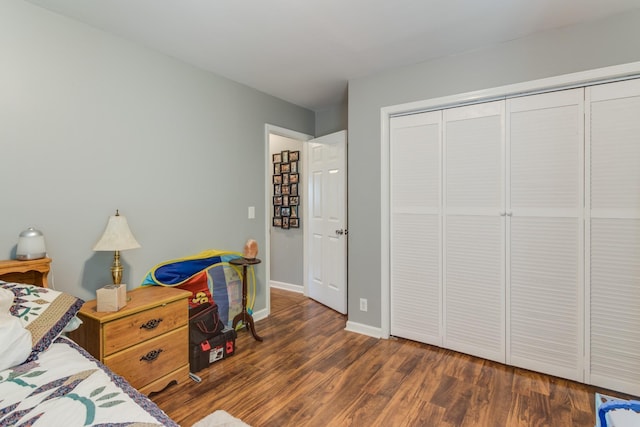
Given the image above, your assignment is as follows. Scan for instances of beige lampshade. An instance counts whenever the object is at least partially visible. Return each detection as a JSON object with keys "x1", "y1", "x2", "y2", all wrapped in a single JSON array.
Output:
[{"x1": 93, "y1": 212, "x2": 141, "y2": 251}]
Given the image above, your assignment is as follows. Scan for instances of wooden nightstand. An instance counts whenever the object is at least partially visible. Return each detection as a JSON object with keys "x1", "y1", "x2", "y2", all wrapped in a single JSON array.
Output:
[
  {"x1": 0, "y1": 258, "x2": 51, "y2": 287},
  {"x1": 68, "y1": 286, "x2": 191, "y2": 395}
]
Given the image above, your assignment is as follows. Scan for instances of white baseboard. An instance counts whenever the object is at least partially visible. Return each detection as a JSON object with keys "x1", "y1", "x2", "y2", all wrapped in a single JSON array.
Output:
[
  {"x1": 345, "y1": 320, "x2": 384, "y2": 339},
  {"x1": 270, "y1": 280, "x2": 304, "y2": 294},
  {"x1": 252, "y1": 307, "x2": 269, "y2": 322},
  {"x1": 269, "y1": 283, "x2": 385, "y2": 340}
]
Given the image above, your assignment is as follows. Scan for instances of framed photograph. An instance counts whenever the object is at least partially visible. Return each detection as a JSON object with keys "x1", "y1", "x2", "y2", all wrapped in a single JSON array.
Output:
[
  {"x1": 274, "y1": 184, "x2": 281, "y2": 196},
  {"x1": 273, "y1": 196, "x2": 282, "y2": 206},
  {"x1": 281, "y1": 150, "x2": 289, "y2": 164},
  {"x1": 290, "y1": 218, "x2": 299, "y2": 228},
  {"x1": 274, "y1": 206, "x2": 281, "y2": 217},
  {"x1": 274, "y1": 163, "x2": 281, "y2": 175},
  {"x1": 289, "y1": 173, "x2": 299, "y2": 184},
  {"x1": 290, "y1": 196, "x2": 299, "y2": 205},
  {"x1": 272, "y1": 153, "x2": 282, "y2": 163},
  {"x1": 273, "y1": 217, "x2": 282, "y2": 227},
  {"x1": 282, "y1": 217, "x2": 290, "y2": 229},
  {"x1": 273, "y1": 175, "x2": 282, "y2": 184},
  {"x1": 290, "y1": 183, "x2": 298, "y2": 196},
  {"x1": 281, "y1": 163, "x2": 290, "y2": 173},
  {"x1": 290, "y1": 151, "x2": 299, "y2": 162},
  {"x1": 282, "y1": 173, "x2": 289, "y2": 185},
  {"x1": 281, "y1": 207, "x2": 291, "y2": 217},
  {"x1": 281, "y1": 184, "x2": 290, "y2": 195},
  {"x1": 290, "y1": 161, "x2": 297, "y2": 173},
  {"x1": 291, "y1": 205, "x2": 298, "y2": 218}
]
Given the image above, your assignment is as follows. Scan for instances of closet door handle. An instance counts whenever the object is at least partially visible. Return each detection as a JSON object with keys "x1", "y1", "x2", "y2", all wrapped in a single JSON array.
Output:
[
  {"x1": 506, "y1": 211, "x2": 513, "y2": 216},
  {"x1": 500, "y1": 211, "x2": 506, "y2": 216}
]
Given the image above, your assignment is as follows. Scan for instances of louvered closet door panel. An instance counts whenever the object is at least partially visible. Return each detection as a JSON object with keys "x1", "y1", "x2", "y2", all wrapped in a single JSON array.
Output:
[
  {"x1": 390, "y1": 112, "x2": 442, "y2": 345},
  {"x1": 587, "y1": 78, "x2": 640, "y2": 396},
  {"x1": 445, "y1": 215, "x2": 504, "y2": 360},
  {"x1": 444, "y1": 101, "x2": 505, "y2": 363},
  {"x1": 509, "y1": 218, "x2": 582, "y2": 378},
  {"x1": 507, "y1": 89, "x2": 584, "y2": 381},
  {"x1": 445, "y1": 102, "x2": 503, "y2": 215}
]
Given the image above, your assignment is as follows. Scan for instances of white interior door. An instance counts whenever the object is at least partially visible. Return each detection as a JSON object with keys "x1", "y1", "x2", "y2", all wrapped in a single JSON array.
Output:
[
  {"x1": 586, "y1": 78, "x2": 640, "y2": 396},
  {"x1": 443, "y1": 101, "x2": 506, "y2": 364},
  {"x1": 506, "y1": 88, "x2": 584, "y2": 381},
  {"x1": 306, "y1": 130, "x2": 347, "y2": 314},
  {"x1": 390, "y1": 111, "x2": 442, "y2": 345}
]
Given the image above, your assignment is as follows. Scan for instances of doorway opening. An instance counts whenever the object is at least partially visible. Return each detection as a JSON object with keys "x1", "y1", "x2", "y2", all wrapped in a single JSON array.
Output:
[{"x1": 264, "y1": 125, "x2": 311, "y2": 314}]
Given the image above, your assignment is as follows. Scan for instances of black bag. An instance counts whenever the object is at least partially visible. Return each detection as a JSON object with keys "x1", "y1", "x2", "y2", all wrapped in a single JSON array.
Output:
[
  {"x1": 189, "y1": 328, "x2": 237, "y2": 373},
  {"x1": 189, "y1": 302, "x2": 224, "y2": 346}
]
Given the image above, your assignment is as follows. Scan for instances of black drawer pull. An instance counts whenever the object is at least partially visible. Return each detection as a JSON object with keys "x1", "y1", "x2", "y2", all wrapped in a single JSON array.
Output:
[
  {"x1": 140, "y1": 318, "x2": 163, "y2": 330},
  {"x1": 140, "y1": 349, "x2": 163, "y2": 362}
]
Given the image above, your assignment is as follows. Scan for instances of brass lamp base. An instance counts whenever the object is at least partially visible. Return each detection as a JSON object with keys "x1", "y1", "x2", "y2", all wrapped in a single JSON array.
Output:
[{"x1": 111, "y1": 250, "x2": 123, "y2": 285}]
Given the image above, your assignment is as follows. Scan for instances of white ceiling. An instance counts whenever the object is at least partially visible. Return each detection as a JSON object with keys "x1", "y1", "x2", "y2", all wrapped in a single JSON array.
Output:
[{"x1": 25, "y1": 0, "x2": 640, "y2": 111}]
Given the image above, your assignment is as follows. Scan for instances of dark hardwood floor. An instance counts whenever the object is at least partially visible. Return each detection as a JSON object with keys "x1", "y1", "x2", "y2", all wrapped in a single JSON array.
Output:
[{"x1": 151, "y1": 288, "x2": 634, "y2": 427}]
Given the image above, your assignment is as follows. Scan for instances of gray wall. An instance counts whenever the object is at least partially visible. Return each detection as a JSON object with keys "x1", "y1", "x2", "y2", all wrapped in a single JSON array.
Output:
[
  {"x1": 315, "y1": 101, "x2": 348, "y2": 137},
  {"x1": 269, "y1": 134, "x2": 304, "y2": 287},
  {"x1": 1, "y1": 0, "x2": 314, "y2": 312},
  {"x1": 347, "y1": 10, "x2": 640, "y2": 329}
]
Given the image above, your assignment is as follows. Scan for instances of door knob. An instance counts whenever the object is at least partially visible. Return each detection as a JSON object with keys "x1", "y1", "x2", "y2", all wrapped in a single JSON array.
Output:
[{"x1": 335, "y1": 229, "x2": 344, "y2": 235}]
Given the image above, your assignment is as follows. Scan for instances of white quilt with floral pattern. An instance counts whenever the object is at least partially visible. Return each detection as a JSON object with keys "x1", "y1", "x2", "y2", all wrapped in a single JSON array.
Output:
[{"x1": 0, "y1": 336, "x2": 177, "y2": 427}]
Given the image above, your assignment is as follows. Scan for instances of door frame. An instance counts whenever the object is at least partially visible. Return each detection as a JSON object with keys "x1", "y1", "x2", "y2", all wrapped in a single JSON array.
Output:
[
  {"x1": 380, "y1": 61, "x2": 640, "y2": 339},
  {"x1": 264, "y1": 124, "x2": 312, "y2": 313}
]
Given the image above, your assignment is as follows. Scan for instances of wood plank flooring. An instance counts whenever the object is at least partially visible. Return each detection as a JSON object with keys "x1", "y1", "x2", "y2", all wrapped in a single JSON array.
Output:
[{"x1": 151, "y1": 288, "x2": 634, "y2": 427}]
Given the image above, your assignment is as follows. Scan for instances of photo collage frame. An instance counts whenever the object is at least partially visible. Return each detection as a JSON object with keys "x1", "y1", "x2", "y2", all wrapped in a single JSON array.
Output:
[{"x1": 272, "y1": 150, "x2": 300, "y2": 229}]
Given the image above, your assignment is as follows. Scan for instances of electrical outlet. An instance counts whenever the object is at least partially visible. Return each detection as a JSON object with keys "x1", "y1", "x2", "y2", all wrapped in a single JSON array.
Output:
[{"x1": 359, "y1": 298, "x2": 368, "y2": 312}]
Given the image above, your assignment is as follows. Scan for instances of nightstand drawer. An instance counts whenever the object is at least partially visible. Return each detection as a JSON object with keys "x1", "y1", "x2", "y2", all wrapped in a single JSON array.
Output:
[
  {"x1": 104, "y1": 325, "x2": 188, "y2": 390},
  {"x1": 103, "y1": 298, "x2": 188, "y2": 356}
]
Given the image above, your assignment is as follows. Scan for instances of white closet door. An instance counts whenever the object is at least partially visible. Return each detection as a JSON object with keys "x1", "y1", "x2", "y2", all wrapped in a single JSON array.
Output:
[
  {"x1": 443, "y1": 101, "x2": 505, "y2": 363},
  {"x1": 586, "y1": 78, "x2": 640, "y2": 396},
  {"x1": 390, "y1": 111, "x2": 442, "y2": 345},
  {"x1": 506, "y1": 89, "x2": 584, "y2": 381}
]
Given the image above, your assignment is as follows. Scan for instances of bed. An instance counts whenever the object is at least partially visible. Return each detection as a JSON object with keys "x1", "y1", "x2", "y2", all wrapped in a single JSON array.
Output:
[{"x1": 0, "y1": 260, "x2": 178, "y2": 427}]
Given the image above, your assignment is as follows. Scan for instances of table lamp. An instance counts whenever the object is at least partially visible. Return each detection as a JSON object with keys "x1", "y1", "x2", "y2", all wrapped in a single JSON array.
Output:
[{"x1": 93, "y1": 210, "x2": 141, "y2": 285}]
